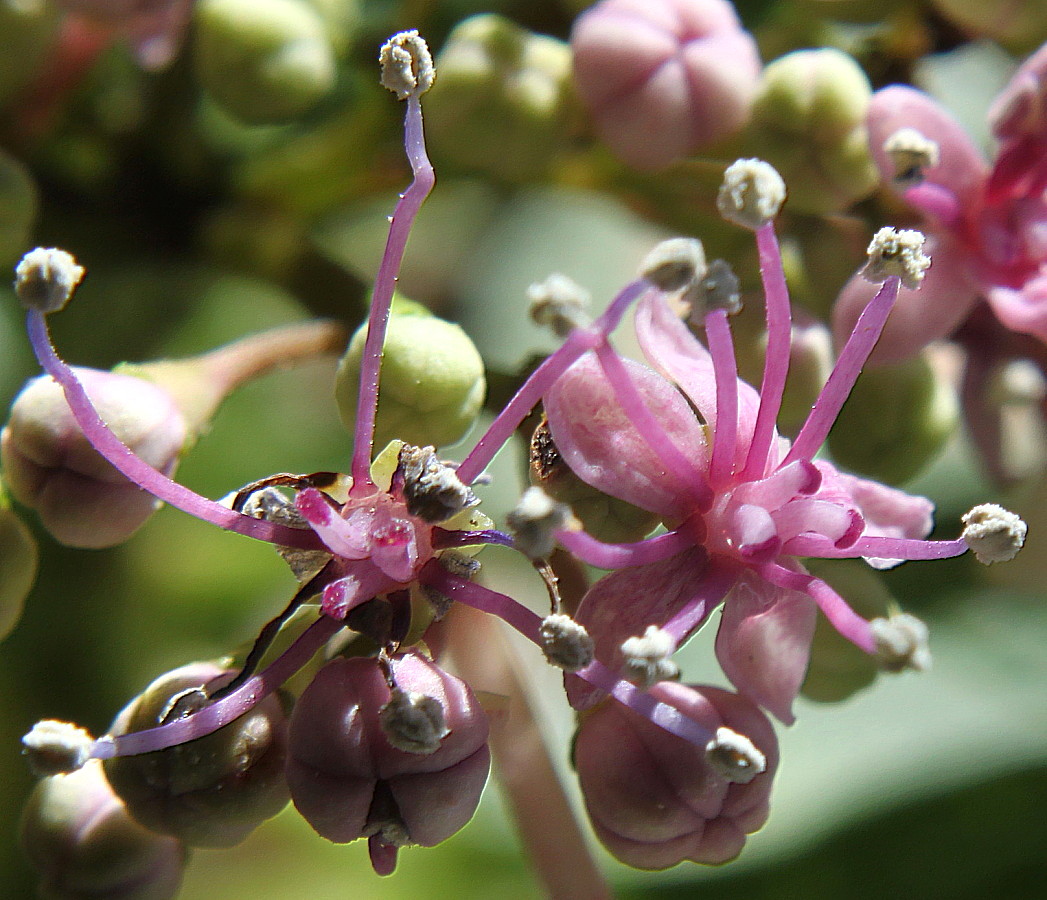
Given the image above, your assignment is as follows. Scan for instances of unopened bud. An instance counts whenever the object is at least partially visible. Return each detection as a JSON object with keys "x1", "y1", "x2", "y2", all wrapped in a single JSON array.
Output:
[
  {"x1": 871, "y1": 613, "x2": 932, "y2": 672},
  {"x1": 540, "y1": 613, "x2": 594, "y2": 672},
  {"x1": 379, "y1": 687, "x2": 449, "y2": 754},
  {"x1": 528, "y1": 273, "x2": 591, "y2": 337},
  {"x1": 15, "y1": 247, "x2": 84, "y2": 313},
  {"x1": 397, "y1": 445, "x2": 478, "y2": 524},
  {"x1": 22, "y1": 720, "x2": 94, "y2": 777},
  {"x1": 620, "y1": 625, "x2": 679, "y2": 687},
  {"x1": 717, "y1": 159, "x2": 787, "y2": 230},
  {"x1": 884, "y1": 128, "x2": 940, "y2": 188},
  {"x1": 861, "y1": 227, "x2": 930, "y2": 290},
  {"x1": 705, "y1": 727, "x2": 766, "y2": 784},
  {"x1": 506, "y1": 487, "x2": 572, "y2": 559},
  {"x1": 962, "y1": 503, "x2": 1028, "y2": 564},
  {"x1": 380, "y1": 30, "x2": 434, "y2": 99}
]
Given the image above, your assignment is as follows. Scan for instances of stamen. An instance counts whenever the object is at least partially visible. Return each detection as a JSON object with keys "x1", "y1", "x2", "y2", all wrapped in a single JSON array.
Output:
[
  {"x1": 14, "y1": 247, "x2": 85, "y2": 313},
  {"x1": 705, "y1": 727, "x2": 766, "y2": 784},
  {"x1": 639, "y1": 238, "x2": 708, "y2": 293},
  {"x1": 688, "y1": 258, "x2": 742, "y2": 324},
  {"x1": 961, "y1": 504, "x2": 1028, "y2": 564},
  {"x1": 22, "y1": 720, "x2": 94, "y2": 776},
  {"x1": 554, "y1": 527, "x2": 693, "y2": 570},
  {"x1": 717, "y1": 159, "x2": 787, "y2": 230},
  {"x1": 397, "y1": 445, "x2": 478, "y2": 523},
  {"x1": 528, "y1": 273, "x2": 592, "y2": 337},
  {"x1": 540, "y1": 614, "x2": 595, "y2": 672},
  {"x1": 861, "y1": 227, "x2": 930, "y2": 290},
  {"x1": 379, "y1": 31, "x2": 435, "y2": 100},
  {"x1": 871, "y1": 613, "x2": 931, "y2": 672},
  {"x1": 620, "y1": 626, "x2": 679, "y2": 688},
  {"x1": 506, "y1": 487, "x2": 573, "y2": 560},
  {"x1": 883, "y1": 128, "x2": 940, "y2": 188},
  {"x1": 379, "y1": 685, "x2": 449, "y2": 754}
]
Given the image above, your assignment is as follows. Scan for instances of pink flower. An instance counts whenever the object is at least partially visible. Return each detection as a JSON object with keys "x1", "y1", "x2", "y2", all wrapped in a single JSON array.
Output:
[
  {"x1": 834, "y1": 43, "x2": 1047, "y2": 364},
  {"x1": 571, "y1": 0, "x2": 760, "y2": 170},
  {"x1": 574, "y1": 683, "x2": 777, "y2": 868},
  {"x1": 544, "y1": 165, "x2": 993, "y2": 723}
]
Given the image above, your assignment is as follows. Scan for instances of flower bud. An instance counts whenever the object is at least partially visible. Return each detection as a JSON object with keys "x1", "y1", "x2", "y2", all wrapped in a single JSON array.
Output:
[
  {"x1": 574, "y1": 683, "x2": 778, "y2": 868},
  {"x1": 749, "y1": 48, "x2": 877, "y2": 215},
  {"x1": 425, "y1": 14, "x2": 575, "y2": 182},
  {"x1": 335, "y1": 302, "x2": 486, "y2": 450},
  {"x1": 20, "y1": 759, "x2": 186, "y2": 900},
  {"x1": 193, "y1": 0, "x2": 337, "y2": 124},
  {"x1": 0, "y1": 480, "x2": 38, "y2": 641},
  {"x1": 1, "y1": 367, "x2": 189, "y2": 548},
  {"x1": 929, "y1": 0, "x2": 1047, "y2": 52},
  {"x1": 103, "y1": 662, "x2": 291, "y2": 848},
  {"x1": 530, "y1": 418, "x2": 660, "y2": 543},
  {"x1": 571, "y1": 0, "x2": 761, "y2": 170},
  {"x1": 286, "y1": 654, "x2": 489, "y2": 872},
  {"x1": 827, "y1": 351, "x2": 957, "y2": 485}
]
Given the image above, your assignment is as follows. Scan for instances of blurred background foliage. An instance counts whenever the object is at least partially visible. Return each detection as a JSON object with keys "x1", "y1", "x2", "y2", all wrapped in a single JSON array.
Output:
[{"x1": 2, "y1": 0, "x2": 1046, "y2": 897}]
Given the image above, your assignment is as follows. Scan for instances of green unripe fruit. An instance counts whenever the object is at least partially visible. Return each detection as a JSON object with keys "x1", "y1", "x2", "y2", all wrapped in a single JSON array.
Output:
[
  {"x1": 194, "y1": 0, "x2": 337, "y2": 124},
  {"x1": 425, "y1": 14, "x2": 575, "y2": 182},
  {"x1": 750, "y1": 48, "x2": 877, "y2": 215},
  {"x1": 104, "y1": 663, "x2": 290, "y2": 848},
  {"x1": 828, "y1": 351, "x2": 957, "y2": 485},
  {"x1": 336, "y1": 301, "x2": 486, "y2": 450}
]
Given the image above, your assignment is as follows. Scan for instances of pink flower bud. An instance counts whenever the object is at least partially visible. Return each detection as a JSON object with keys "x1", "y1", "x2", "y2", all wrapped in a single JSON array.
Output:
[
  {"x1": 574, "y1": 684, "x2": 777, "y2": 868},
  {"x1": 1, "y1": 367, "x2": 188, "y2": 548},
  {"x1": 286, "y1": 653, "x2": 490, "y2": 873},
  {"x1": 20, "y1": 759, "x2": 186, "y2": 900},
  {"x1": 103, "y1": 662, "x2": 291, "y2": 848},
  {"x1": 571, "y1": 0, "x2": 760, "y2": 170}
]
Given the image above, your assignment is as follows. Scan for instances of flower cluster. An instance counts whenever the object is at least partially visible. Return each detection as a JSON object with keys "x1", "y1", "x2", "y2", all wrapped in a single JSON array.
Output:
[{"x1": 6, "y1": 12, "x2": 1033, "y2": 900}]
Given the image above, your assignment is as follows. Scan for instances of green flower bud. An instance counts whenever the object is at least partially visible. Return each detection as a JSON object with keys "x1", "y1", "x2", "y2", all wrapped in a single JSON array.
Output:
[
  {"x1": 828, "y1": 350, "x2": 958, "y2": 485},
  {"x1": 800, "y1": 560, "x2": 892, "y2": 703},
  {"x1": 0, "y1": 150, "x2": 39, "y2": 267},
  {"x1": 930, "y1": 0, "x2": 1047, "y2": 53},
  {"x1": 194, "y1": 0, "x2": 337, "y2": 124},
  {"x1": 424, "y1": 14, "x2": 575, "y2": 182},
  {"x1": 103, "y1": 662, "x2": 291, "y2": 848},
  {"x1": 336, "y1": 300, "x2": 486, "y2": 450},
  {"x1": 20, "y1": 759, "x2": 187, "y2": 900},
  {"x1": 749, "y1": 49, "x2": 877, "y2": 215},
  {"x1": 530, "y1": 418, "x2": 659, "y2": 544},
  {"x1": 0, "y1": 477, "x2": 38, "y2": 642}
]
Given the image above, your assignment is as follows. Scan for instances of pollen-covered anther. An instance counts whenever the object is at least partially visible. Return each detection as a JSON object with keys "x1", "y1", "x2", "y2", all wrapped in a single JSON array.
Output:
[
  {"x1": 717, "y1": 158, "x2": 787, "y2": 230},
  {"x1": 398, "y1": 444, "x2": 478, "y2": 523},
  {"x1": 871, "y1": 613, "x2": 932, "y2": 672},
  {"x1": 15, "y1": 247, "x2": 85, "y2": 314},
  {"x1": 961, "y1": 503, "x2": 1028, "y2": 564},
  {"x1": 689, "y1": 258, "x2": 743, "y2": 324},
  {"x1": 380, "y1": 30, "x2": 435, "y2": 99},
  {"x1": 506, "y1": 486, "x2": 574, "y2": 559},
  {"x1": 528, "y1": 273, "x2": 592, "y2": 337},
  {"x1": 861, "y1": 227, "x2": 931, "y2": 289},
  {"x1": 705, "y1": 727, "x2": 766, "y2": 784},
  {"x1": 639, "y1": 237, "x2": 708, "y2": 294},
  {"x1": 620, "y1": 625, "x2": 680, "y2": 688},
  {"x1": 539, "y1": 613, "x2": 595, "y2": 672},
  {"x1": 421, "y1": 551, "x2": 481, "y2": 619},
  {"x1": 22, "y1": 720, "x2": 94, "y2": 777},
  {"x1": 883, "y1": 128, "x2": 940, "y2": 188},
  {"x1": 379, "y1": 687, "x2": 450, "y2": 755}
]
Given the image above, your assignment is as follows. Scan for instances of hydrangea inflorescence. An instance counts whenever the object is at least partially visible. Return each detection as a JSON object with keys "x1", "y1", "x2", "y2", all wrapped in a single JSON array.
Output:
[{"x1": 12, "y1": 25, "x2": 1029, "y2": 893}]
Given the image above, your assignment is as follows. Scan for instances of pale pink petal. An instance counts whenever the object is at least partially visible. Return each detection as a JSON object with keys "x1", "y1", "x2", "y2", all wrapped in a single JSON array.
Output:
[
  {"x1": 545, "y1": 353, "x2": 709, "y2": 519},
  {"x1": 714, "y1": 573, "x2": 816, "y2": 725},
  {"x1": 831, "y1": 234, "x2": 980, "y2": 365},
  {"x1": 565, "y1": 548, "x2": 719, "y2": 710},
  {"x1": 988, "y1": 41, "x2": 1047, "y2": 145},
  {"x1": 635, "y1": 292, "x2": 762, "y2": 468},
  {"x1": 987, "y1": 275, "x2": 1047, "y2": 341},
  {"x1": 868, "y1": 85, "x2": 988, "y2": 206}
]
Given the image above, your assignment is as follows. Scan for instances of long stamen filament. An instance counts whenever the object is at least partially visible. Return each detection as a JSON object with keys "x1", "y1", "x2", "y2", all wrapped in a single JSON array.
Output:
[
  {"x1": 554, "y1": 527, "x2": 693, "y2": 569},
  {"x1": 704, "y1": 308, "x2": 739, "y2": 486}
]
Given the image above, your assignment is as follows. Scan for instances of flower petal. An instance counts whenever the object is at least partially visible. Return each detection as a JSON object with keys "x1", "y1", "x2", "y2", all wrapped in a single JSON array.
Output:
[
  {"x1": 987, "y1": 274, "x2": 1047, "y2": 342},
  {"x1": 545, "y1": 353, "x2": 708, "y2": 519},
  {"x1": 714, "y1": 572, "x2": 816, "y2": 725}
]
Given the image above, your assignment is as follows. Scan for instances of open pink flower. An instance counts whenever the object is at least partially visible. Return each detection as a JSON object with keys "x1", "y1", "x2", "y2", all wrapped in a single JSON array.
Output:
[
  {"x1": 543, "y1": 165, "x2": 1002, "y2": 724},
  {"x1": 834, "y1": 42, "x2": 1047, "y2": 363}
]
